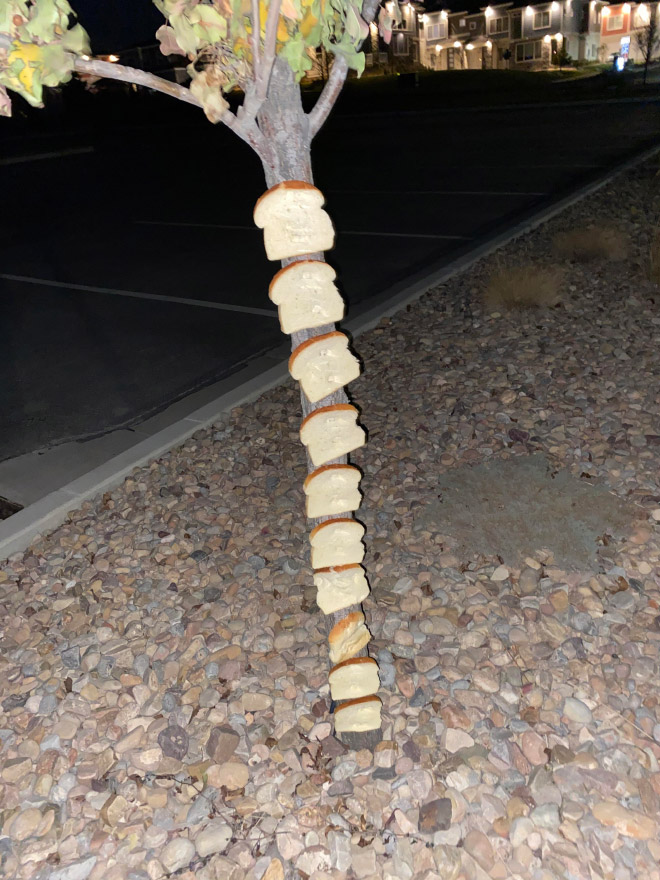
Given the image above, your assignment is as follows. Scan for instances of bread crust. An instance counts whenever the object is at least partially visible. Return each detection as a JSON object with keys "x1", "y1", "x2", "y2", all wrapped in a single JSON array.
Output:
[
  {"x1": 314, "y1": 562, "x2": 363, "y2": 575},
  {"x1": 329, "y1": 656, "x2": 378, "y2": 676},
  {"x1": 303, "y1": 464, "x2": 360, "y2": 491},
  {"x1": 334, "y1": 695, "x2": 382, "y2": 713},
  {"x1": 254, "y1": 181, "x2": 323, "y2": 224},
  {"x1": 300, "y1": 403, "x2": 358, "y2": 434},
  {"x1": 289, "y1": 331, "x2": 347, "y2": 372},
  {"x1": 268, "y1": 260, "x2": 335, "y2": 300},
  {"x1": 309, "y1": 517, "x2": 361, "y2": 542},
  {"x1": 328, "y1": 610, "x2": 364, "y2": 643}
]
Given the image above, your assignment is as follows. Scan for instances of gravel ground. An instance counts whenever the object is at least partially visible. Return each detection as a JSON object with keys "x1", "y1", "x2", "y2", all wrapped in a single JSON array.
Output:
[{"x1": 2, "y1": 163, "x2": 660, "y2": 880}]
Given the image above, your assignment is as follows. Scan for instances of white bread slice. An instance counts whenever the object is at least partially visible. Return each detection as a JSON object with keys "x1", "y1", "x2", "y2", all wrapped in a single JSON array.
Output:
[
  {"x1": 328, "y1": 610, "x2": 371, "y2": 664},
  {"x1": 300, "y1": 404, "x2": 365, "y2": 467},
  {"x1": 269, "y1": 261, "x2": 344, "y2": 335},
  {"x1": 309, "y1": 518, "x2": 365, "y2": 570},
  {"x1": 334, "y1": 695, "x2": 382, "y2": 733},
  {"x1": 329, "y1": 657, "x2": 380, "y2": 701},
  {"x1": 304, "y1": 464, "x2": 361, "y2": 519},
  {"x1": 314, "y1": 563, "x2": 370, "y2": 614},
  {"x1": 289, "y1": 332, "x2": 360, "y2": 404},
  {"x1": 253, "y1": 181, "x2": 334, "y2": 260}
]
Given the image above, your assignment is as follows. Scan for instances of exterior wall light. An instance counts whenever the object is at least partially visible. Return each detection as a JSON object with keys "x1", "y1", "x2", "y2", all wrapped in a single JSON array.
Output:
[
  {"x1": 486, "y1": 39, "x2": 493, "y2": 48},
  {"x1": 435, "y1": 44, "x2": 442, "y2": 51},
  {"x1": 551, "y1": 1, "x2": 559, "y2": 11},
  {"x1": 454, "y1": 39, "x2": 462, "y2": 47},
  {"x1": 466, "y1": 42, "x2": 474, "y2": 49},
  {"x1": 526, "y1": 6, "x2": 534, "y2": 15},
  {"x1": 108, "y1": 54, "x2": 119, "y2": 62},
  {"x1": 554, "y1": 31, "x2": 563, "y2": 40},
  {"x1": 603, "y1": 7, "x2": 610, "y2": 16},
  {"x1": 544, "y1": 33, "x2": 552, "y2": 41},
  {"x1": 622, "y1": 3, "x2": 631, "y2": 12},
  {"x1": 485, "y1": 6, "x2": 494, "y2": 15}
]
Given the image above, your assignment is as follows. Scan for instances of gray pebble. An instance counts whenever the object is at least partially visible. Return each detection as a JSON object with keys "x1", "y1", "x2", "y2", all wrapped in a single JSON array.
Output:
[{"x1": 61, "y1": 646, "x2": 81, "y2": 669}]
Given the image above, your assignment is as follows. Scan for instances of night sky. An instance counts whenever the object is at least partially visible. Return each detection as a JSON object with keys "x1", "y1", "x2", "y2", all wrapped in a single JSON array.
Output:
[{"x1": 73, "y1": 0, "x2": 163, "y2": 53}]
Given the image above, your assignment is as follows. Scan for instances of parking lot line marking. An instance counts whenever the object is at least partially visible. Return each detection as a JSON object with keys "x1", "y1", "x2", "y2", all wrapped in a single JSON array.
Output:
[
  {"x1": 0, "y1": 146, "x2": 94, "y2": 165},
  {"x1": 135, "y1": 220, "x2": 469, "y2": 240},
  {"x1": 328, "y1": 189, "x2": 548, "y2": 196},
  {"x1": 0, "y1": 273, "x2": 278, "y2": 318}
]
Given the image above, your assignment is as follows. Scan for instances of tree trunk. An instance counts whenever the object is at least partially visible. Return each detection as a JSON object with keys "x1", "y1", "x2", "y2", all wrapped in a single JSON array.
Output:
[{"x1": 257, "y1": 59, "x2": 382, "y2": 750}]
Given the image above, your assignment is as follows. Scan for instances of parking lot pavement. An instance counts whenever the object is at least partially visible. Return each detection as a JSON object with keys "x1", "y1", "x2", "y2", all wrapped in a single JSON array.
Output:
[{"x1": 2, "y1": 96, "x2": 660, "y2": 466}]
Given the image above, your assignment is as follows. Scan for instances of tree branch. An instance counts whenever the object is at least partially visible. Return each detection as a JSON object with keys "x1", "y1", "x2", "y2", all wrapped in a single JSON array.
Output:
[
  {"x1": 73, "y1": 58, "x2": 203, "y2": 109},
  {"x1": 251, "y1": 0, "x2": 262, "y2": 82},
  {"x1": 307, "y1": 0, "x2": 381, "y2": 139},
  {"x1": 308, "y1": 54, "x2": 348, "y2": 139},
  {"x1": 73, "y1": 57, "x2": 273, "y2": 164},
  {"x1": 257, "y1": 0, "x2": 282, "y2": 104},
  {"x1": 237, "y1": 0, "x2": 281, "y2": 129}
]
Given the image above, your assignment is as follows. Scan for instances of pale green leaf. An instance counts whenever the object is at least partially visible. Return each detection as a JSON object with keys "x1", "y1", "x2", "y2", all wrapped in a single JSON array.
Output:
[
  {"x1": 170, "y1": 12, "x2": 200, "y2": 55},
  {"x1": 190, "y1": 4, "x2": 228, "y2": 43},
  {"x1": 61, "y1": 23, "x2": 90, "y2": 55}
]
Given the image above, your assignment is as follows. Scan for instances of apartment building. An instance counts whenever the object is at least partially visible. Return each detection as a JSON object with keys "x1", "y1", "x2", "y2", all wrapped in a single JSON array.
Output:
[
  {"x1": 415, "y1": 0, "x2": 655, "y2": 70},
  {"x1": 599, "y1": 2, "x2": 658, "y2": 63}
]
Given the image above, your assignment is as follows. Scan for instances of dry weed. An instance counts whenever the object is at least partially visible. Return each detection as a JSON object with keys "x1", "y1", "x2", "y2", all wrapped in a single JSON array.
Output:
[
  {"x1": 483, "y1": 265, "x2": 562, "y2": 311},
  {"x1": 553, "y1": 225, "x2": 628, "y2": 262}
]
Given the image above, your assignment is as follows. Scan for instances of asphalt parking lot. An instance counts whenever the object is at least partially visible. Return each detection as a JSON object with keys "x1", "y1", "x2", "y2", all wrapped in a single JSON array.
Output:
[{"x1": 2, "y1": 93, "x2": 660, "y2": 471}]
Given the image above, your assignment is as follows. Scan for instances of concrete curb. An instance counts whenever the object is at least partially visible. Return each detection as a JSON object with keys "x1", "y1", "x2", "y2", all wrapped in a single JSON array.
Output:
[{"x1": 2, "y1": 140, "x2": 659, "y2": 561}]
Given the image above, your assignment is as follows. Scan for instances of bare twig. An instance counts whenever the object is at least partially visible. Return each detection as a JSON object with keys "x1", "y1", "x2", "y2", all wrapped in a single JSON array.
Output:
[{"x1": 307, "y1": 0, "x2": 381, "y2": 139}]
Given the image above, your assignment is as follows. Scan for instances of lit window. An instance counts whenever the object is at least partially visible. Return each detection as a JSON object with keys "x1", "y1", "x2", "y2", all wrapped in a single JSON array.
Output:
[
  {"x1": 516, "y1": 40, "x2": 543, "y2": 60},
  {"x1": 489, "y1": 16, "x2": 507, "y2": 32}
]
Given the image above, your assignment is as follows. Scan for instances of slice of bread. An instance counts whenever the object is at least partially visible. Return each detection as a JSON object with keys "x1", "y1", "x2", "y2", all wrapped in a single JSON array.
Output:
[
  {"x1": 289, "y1": 332, "x2": 360, "y2": 404},
  {"x1": 334, "y1": 695, "x2": 382, "y2": 733},
  {"x1": 300, "y1": 404, "x2": 365, "y2": 467},
  {"x1": 328, "y1": 610, "x2": 371, "y2": 664},
  {"x1": 329, "y1": 657, "x2": 380, "y2": 701},
  {"x1": 253, "y1": 181, "x2": 334, "y2": 261},
  {"x1": 309, "y1": 518, "x2": 365, "y2": 570},
  {"x1": 304, "y1": 464, "x2": 361, "y2": 519},
  {"x1": 269, "y1": 261, "x2": 344, "y2": 335},
  {"x1": 314, "y1": 563, "x2": 369, "y2": 614}
]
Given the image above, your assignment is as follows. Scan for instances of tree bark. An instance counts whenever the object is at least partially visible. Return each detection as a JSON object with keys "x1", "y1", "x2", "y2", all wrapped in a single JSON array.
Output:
[{"x1": 257, "y1": 59, "x2": 382, "y2": 750}]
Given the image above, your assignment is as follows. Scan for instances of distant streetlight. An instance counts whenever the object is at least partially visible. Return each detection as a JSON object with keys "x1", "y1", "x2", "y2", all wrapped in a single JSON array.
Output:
[{"x1": 108, "y1": 54, "x2": 119, "y2": 62}]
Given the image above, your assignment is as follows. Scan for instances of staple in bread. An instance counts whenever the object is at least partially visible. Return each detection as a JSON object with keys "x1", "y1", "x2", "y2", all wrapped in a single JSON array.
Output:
[
  {"x1": 309, "y1": 518, "x2": 365, "y2": 570},
  {"x1": 334, "y1": 695, "x2": 382, "y2": 733},
  {"x1": 304, "y1": 464, "x2": 361, "y2": 519},
  {"x1": 329, "y1": 657, "x2": 380, "y2": 701},
  {"x1": 300, "y1": 404, "x2": 365, "y2": 467},
  {"x1": 253, "y1": 181, "x2": 334, "y2": 260},
  {"x1": 313, "y1": 563, "x2": 369, "y2": 614},
  {"x1": 328, "y1": 610, "x2": 371, "y2": 664},
  {"x1": 268, "y1": 261, "x2": 344, "y2": 334},
  {"x1": 289, "y1": 332, "x2": 360, "y2": 404}
]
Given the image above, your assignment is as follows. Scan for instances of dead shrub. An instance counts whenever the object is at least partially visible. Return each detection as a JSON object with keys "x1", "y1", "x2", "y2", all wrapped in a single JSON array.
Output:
[
  {"x1": 553, "y1": 226, "x2": 628, "y2": 262},
  {"x1": 649, "y1": 229, "x2": 660, "y2": 286},
  {"x1": 483, "y1": 265, "x2": 562, "y2": 311}
]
